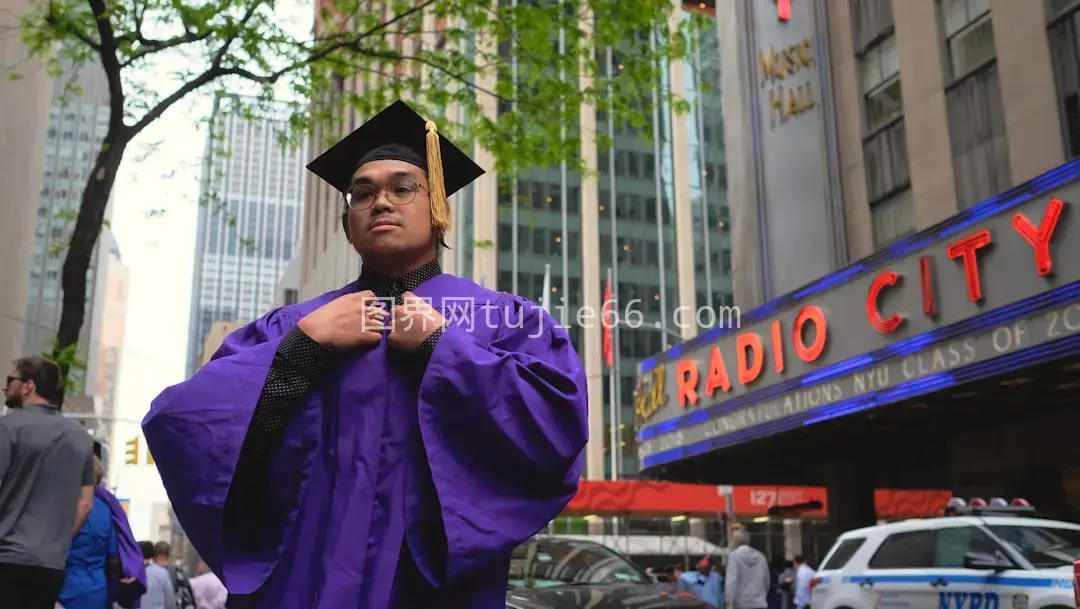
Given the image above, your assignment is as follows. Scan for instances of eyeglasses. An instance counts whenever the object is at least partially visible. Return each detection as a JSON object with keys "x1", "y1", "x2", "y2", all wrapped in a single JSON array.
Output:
[
  {"x1": 6, "y1": 376, "x2": 24, "y2": 386},
  {"x1": 344, "y1": 179, "x2": 428, "y2": 211}
]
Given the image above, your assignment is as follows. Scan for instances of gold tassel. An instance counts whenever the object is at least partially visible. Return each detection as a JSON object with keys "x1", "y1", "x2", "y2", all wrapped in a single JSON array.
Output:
[{"x1": 425, "y1": 120, "x2": 451, "y2": 234}]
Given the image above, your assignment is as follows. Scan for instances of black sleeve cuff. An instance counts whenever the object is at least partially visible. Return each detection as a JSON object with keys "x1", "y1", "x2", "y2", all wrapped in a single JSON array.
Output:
[
  {"x1": 276, "y1": 326, "x2": 333, "y2": 377},
  {"x1": 416, "y1": 320, "x2": 451, "y2": 356}
]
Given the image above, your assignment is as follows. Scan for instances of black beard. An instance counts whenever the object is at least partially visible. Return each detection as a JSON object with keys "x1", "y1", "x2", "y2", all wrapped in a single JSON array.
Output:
[{"x1": 4, "y1": 395, "x2": 22, "y2": 409}]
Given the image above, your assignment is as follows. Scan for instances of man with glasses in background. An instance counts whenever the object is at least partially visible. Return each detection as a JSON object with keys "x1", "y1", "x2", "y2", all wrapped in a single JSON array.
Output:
[{"x1": 0, "y1": 355, "x2": 96, "y2": 608}]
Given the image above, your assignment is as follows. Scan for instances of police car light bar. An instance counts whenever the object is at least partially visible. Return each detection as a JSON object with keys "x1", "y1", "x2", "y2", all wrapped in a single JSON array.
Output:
[{"x1": 943, "y1": 497, "x2": 1038, "y2": 518}]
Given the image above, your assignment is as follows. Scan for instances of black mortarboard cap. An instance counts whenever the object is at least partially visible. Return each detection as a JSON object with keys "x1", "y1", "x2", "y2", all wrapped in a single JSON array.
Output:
[{"x1": 306, "y1": 100, "x2": 485, "y2": 233}]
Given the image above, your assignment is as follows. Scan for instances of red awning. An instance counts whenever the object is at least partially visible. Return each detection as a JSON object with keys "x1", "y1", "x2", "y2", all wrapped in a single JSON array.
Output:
[{"x1": 560, "y1": 480, "x2": 950, "y2": 519}]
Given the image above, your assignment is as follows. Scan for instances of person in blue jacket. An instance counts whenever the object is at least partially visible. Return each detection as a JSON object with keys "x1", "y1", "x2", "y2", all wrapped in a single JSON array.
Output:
[
  {"x1": 680, "y1": 557, "x2": 724, "y2": 608},
  {"x1": 57, "y1": 456, "x2": 117, "y2": 609}
]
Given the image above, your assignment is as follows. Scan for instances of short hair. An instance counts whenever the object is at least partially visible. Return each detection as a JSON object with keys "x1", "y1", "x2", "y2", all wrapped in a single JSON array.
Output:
[
  {"x1": 732, "y1": 528, "x2": 750, "y2": 545},
  {"x1": 139, "y1": 541, "x2": 155, "y2": 560},
  {"x1": 154, "y1": 541, "x2": 171, "y2": 558},
  {"x1": 793, "y1": 554, "x2": 805, "y2": 563},
  {"x1": 12, "y1": 356, "x2": 62, "y2": 403}
]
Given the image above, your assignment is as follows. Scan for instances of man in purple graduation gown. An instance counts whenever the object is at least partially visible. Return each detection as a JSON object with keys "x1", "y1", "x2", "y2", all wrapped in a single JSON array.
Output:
[{"x1": 143, "y1": 100, "x2": 589, "y2": 609}]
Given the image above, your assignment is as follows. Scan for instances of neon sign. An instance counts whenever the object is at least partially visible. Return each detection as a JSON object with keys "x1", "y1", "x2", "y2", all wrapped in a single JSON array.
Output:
[
  {"x1": 866, "y1": 198, "x2": 1068, "y2": 334},
  {"x1": 777, "y1": 0, "x2": 791, "y2": 21}
]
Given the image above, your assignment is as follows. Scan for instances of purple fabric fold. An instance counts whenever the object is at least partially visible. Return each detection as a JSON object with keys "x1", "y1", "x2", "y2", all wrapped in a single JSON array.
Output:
[{"x1": 95, "y1": 486, "x2": 147, "y2": 608}]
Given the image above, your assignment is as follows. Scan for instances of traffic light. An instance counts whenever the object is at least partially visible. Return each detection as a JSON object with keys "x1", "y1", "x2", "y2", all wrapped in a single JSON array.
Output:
[{"x1": 125, "y1": 437, "x2": 139, "y2": 465}]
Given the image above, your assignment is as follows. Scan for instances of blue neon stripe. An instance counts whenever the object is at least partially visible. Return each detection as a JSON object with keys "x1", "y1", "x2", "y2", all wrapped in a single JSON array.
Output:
[
  {"x1": 839, "y1": 574, "x2": 1073, "y2": 588},
  {"x1": 638, "y1": 281, "x2": 1080, "y2": 441},
  {"x1": 638, "y1": 158, "x2": 1080, "y2": 375},
  {"x1": 639, "y1": 330, "x2": 1080, "y2": 469}
]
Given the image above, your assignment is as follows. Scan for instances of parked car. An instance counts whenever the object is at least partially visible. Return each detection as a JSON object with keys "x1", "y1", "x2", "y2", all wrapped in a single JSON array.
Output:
[
  {"x1": 811, "y1": 498, "x2": 1078, "y2": 609},
  {"x1": 505, "y1": 536, "x2": 711, "y2": 609}
]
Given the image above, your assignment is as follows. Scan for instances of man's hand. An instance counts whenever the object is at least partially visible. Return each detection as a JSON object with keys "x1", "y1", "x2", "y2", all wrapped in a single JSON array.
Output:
[
  {"x1": 297, "y1": 290, "x2": 387, "y2": 350},
  {"x1": 388, "y1": 291, "x2": 447, "y2": 352}
]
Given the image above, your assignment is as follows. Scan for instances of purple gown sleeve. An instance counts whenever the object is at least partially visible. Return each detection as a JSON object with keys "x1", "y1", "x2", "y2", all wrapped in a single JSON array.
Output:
[
  {"x1": 142, "y1": 309, "x2": 329, "y2": 595},
  {"x1": 414, "y1": 295, "x2": 588, "y2": 584}
]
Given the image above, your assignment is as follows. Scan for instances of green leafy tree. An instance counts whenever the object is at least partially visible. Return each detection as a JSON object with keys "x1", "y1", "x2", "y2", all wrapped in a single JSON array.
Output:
[{"x1": 10, "y1": 0, "x2": 694, "y2": 384}]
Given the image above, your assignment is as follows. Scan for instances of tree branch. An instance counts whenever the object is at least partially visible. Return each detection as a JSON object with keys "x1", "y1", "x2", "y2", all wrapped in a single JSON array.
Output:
[
  {"x1": 241, "y1": 0, "x2": 439, "y2": 83},
  {"x1": 86, "y1": 0, "x2": 128, "y2": 137},
  {"x1": 128, "y1": 0, "x2": 265, "y2": 134},
  {"x1": 120, "y1": 29, "x2": 214, "y2": 67}
]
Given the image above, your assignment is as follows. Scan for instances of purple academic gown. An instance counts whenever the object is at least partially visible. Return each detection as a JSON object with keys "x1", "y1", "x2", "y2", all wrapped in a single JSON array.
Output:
[
  {"x1": 94, "y1": 486, "x2": 147, "y2": 608},
  {"x1": 143, "y1": 273, "x2": 588, "y2": 609}
]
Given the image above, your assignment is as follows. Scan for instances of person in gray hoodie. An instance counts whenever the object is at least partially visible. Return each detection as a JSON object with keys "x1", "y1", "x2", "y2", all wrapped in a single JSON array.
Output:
[{"x1": 725, "y1": 528, "x2": 771, "y2": 609}]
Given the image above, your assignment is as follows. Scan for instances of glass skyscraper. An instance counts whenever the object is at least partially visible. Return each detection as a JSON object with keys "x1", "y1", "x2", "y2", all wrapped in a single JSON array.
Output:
[
  {"x1": 186, "y1": 94, "x2": 305, "y2": 377},
  {"x1": 490, "y1": 7, "x2": 732, "y2": 480}
]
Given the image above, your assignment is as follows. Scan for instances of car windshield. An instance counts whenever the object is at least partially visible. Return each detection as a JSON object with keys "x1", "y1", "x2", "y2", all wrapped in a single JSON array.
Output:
[
  {"x1": 987, "y1": 524, "x2": 1080, "y2": 568},
  {"x1": 508, "y1": 539, "x2": 651, "y2": 588}
]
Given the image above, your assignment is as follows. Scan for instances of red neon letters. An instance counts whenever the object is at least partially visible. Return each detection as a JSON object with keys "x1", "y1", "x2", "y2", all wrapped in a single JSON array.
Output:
[
  {"x1": 676, "y1": 359, "x2": 699, "y2": 407},
  {"x1": 866, "y1": 270, "x2": 904, "y2": 334},
  {"x1": 946, "y1": 229, "x2": 992, "y2": 303},
  {"x1": 793, "y1": 305, "x2": 828, "y2": 361},
  {"x1": 705, "y1": 346, "x2": 731, "y2": 397},
  {"x1": 777, "y1": 0, "x2": 792, "y2": 21},
  {"x1": 919, "y1": 256, "x2": 937, "y2": 319},
  {"x1": 736, "y1": 333, "x2": 764, "y2": 385},
  {"x1": 770, "y1": 319, "x2": 785, "y2": 373},
  {"x1": 671, "y1": 305, "x2": 830, "y2": 407},
  {"x1": 670, "y1": 197, "x2": 1069, "y2": 413},
  {"x1": 1012, "y1": 197, "x2": 1064, "y2": 277},
  {"x1": 863, "y1": 197, "x2": 1068, "y2": 332}
]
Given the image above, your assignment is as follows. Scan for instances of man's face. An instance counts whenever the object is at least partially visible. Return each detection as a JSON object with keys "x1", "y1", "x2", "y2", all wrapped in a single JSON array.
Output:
[
  {"x1": 4, "y1": 370, "x2": 29, "y2": 409},
  {"x1": 345, "y1": 159, "x2": 435, "y2": 260},
  {"x1": 697, "y1": 563, "x2": 710, "y2": 575}
]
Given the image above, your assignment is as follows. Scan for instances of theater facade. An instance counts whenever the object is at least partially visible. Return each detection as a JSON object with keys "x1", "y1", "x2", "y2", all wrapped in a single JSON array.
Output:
[{"x1": 634, "y1": 159, "x2": 1080, "y2": 536}]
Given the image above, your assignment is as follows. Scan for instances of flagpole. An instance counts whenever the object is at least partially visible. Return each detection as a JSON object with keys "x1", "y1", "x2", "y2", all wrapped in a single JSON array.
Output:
[
  {"x1": 607, "y1": 266, "x2": 617, "y2": 483},
  {"x1": 542, "y1": 263, "x2": 552, "y2": 313}
]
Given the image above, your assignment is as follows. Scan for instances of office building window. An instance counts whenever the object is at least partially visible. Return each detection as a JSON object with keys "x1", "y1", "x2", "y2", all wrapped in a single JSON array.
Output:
[
  {"x1": 1048, "y1": 1, "x2": 1080, "y2": 158},
  {"x1": 941, "y1": 0, "x2": 995, "y2": 80},
  {"x1": 860, "y1": 35, "x2": 901, "y2": 133},
  {"x1": 853, "y1": 0, "x2": 912, "y2": 247},
  {"x1": 941, "y1": 0, "x2": 1009, "y2": 209}
]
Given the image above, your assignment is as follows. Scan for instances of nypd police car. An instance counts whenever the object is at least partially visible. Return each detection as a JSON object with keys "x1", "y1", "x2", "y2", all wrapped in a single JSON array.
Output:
[{"x1": 810, "y1": 499, "x2": 1079, "y2": 609}]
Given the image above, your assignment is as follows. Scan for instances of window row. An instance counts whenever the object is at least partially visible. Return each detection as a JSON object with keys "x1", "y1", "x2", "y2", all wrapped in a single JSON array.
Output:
[{"x1": 852, "y1": 0, "x2": 1015, "y2": 249}]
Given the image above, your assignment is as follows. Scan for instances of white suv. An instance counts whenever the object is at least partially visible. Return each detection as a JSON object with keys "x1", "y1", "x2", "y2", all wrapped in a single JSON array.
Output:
[{"x1": 810, "y1": 503, "x2": 1079, "y2": 609}]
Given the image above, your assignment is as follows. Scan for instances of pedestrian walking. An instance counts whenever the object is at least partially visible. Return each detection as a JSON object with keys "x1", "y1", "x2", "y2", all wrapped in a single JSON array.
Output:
[
  {"x1": 92, "y1": 480, "x2": 146, "y2": 608},
  {"x1": 793, "y1": 555, "x2": 816, "y2": 609},
  {"x1": 775, "y1": 559, "x2": 796, "y2": 609},
  {"x1": 143, "y1": 99, "x2": 589, "y2": 609},
  {"x1": 679, "y1": 557, "x2": 724, "y2": 607},
  {"x1": 725, "y1": 529, "x2": 771, "y2": 609},
  {"x1": 139, "y1": 541, "x2": 176, "y2": 609},
  {"x1": 56, "y1": 456, "x2": 120, "y2": 609},
  {"x1": 0, "y1": 356, "x2": 96, "y2": 608},
  {"x1": 190, "y1": 561, "x2": 228, "y2": 609}
]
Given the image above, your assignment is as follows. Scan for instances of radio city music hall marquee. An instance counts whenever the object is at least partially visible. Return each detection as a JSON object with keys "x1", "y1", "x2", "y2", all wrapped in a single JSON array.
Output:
[{"x1": 634, "y1": 182, "x2": 1080, "y2": 464}]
